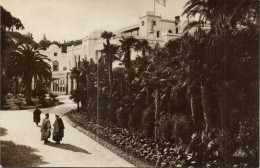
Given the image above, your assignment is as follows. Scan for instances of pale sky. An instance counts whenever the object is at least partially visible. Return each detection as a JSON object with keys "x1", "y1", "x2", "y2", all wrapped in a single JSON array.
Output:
[{"x1": 1, "y1": 0, "x2": 188, "y2": 42}]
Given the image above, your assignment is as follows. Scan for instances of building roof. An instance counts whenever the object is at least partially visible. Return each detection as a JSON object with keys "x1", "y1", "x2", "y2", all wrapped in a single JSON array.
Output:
[{"x1": 117, "y1": 24, "x2": 139, "y2": 33}]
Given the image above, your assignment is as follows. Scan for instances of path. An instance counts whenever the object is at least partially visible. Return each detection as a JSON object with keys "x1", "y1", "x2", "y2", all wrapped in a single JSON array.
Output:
[{"x1": 0, "y1": 95, "x2": 134, "y2": 167}]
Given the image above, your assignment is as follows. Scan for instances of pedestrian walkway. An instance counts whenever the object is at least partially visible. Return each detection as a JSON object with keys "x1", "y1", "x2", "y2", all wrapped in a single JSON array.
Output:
[{"x1": 0, "y1": 96, "x2": 134, "y2": 167}]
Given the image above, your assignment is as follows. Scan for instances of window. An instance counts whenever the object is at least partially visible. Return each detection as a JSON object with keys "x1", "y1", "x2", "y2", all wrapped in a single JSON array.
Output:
[
  {"x1": 63, "y1": 67, "x2": 67, "y2": 71},
  {"x1": 168, "y1": 30, "x2": 172, "y2": 33},
  {"x1": 54, "y1": 52, "x2": 57, "y2": 56},
  {"x1": 153, "y1": 21, "x2": 156, "y2": 26},
  {"x1": 53, "y1": 61, "x2": 59, "y2": 71},
  {"x1": 157, "y1": 31, "x2": 160, "y2": 38},
  {"x1": 142, "y1": 21, "x2": 144, "y2": 26},
  {"x1": 176, "y1": 27, "x2": 179, "y2": 34}
]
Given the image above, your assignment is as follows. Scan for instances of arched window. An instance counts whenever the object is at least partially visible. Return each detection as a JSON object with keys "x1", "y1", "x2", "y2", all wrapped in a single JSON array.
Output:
[
  {"x1": 53, "y1": 61, "x2": 59, "y2": 71},
  {"x1": 168, "y1": 30, "x2": 172, "y2": 33}
]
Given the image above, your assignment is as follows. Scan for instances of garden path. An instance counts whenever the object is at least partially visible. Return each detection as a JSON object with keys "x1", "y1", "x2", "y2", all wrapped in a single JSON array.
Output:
[{"x1": 0, "y1": 95, "x2": 134, "y2": 167}]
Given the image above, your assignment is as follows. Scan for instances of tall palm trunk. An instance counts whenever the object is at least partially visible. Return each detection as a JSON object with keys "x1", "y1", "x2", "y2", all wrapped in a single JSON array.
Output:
[
  {"x1": 166, "y1": 87, "x2": 171, "y2": 118},
  {"x1": 25, "y1": 80, "x2": 33, "y2": 104},
  {"x1": 190, "y1": 83, "x2": 204, "y2": 130},
  {"x1": 126, "y1": 49, "x2": 132, "y2": 93},
  {"x1": 146, "y1": 87, "x2": 150, "y2": 107},
  {"x1": 76, "y1": 75, "x2": 79, "y2": 111},
  {"x1": 218, "y1": 86, "x2": 231, "y2": 130},
  {"x1": 15, "y1": 76, "x2": 18, "y2": 99},
  {"x1": 200, "y1": 80, "x2": 212, "y2": 131},
  {"x1": 108, "y1": 51, "x2": 112, "y2": 124},
  {"x1": 154, "y1": 87, "x2": 159, "y2": 139},
  {"x1": 86, "y1": 75, "x2": 89, "y2": 112}
]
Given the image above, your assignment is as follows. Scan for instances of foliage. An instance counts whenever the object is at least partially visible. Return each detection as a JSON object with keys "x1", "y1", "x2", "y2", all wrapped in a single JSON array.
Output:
[
  {"x1": 38, "y1": 34, "x2": 82, "y2": 52},
  {"x1": 5, "y1": 44, "x2": 52, "y2": 104},
  {"x1": 49, "y1": 93, "x2": 58, "y2": 101},
  {"x1": 69, "y1": 110, "x2": 258, "y2": 167},
  {"x1": 0, "y1": 6, "x2": 24, "y2": 31},
  {"x1": 68, "y1": 1, "x2": 258, "y2": 166}
]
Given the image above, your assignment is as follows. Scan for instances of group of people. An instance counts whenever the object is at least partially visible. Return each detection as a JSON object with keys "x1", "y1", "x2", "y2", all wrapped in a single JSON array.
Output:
[{"x1": 33, "y1": 106, "x2": 65, "y2": 144}]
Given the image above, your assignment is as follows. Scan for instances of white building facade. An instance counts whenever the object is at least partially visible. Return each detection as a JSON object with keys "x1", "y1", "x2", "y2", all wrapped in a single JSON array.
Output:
[{"x1": 40, "y1": 12, "x2": 183, "y2": 95}]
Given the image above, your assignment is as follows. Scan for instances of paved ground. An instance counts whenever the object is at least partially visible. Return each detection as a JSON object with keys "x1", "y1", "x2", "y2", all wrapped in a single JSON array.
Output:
[{"x1": 0, "y1": 95, "x2": 134, "y2": 167}]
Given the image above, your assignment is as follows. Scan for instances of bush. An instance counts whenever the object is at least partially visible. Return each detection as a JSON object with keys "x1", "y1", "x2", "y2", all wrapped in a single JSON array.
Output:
[
  {"x1": 67, "y1": 110, "x2": 259, "y2": 168},
  {"x1": 49, "y1": 93, "x2": 58, "y2": 101},
  {"x1": 171, "y1": 113, "x2": 192, "y2": 143}
]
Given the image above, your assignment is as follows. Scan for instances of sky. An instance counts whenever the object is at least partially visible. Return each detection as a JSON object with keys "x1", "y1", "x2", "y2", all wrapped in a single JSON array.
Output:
[{"x1": 0, "y1": 0, "x2": 188, "y2": 42}]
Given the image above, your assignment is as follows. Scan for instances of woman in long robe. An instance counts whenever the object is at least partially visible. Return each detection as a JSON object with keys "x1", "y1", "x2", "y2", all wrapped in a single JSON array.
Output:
[
  {"x1": 33, "y1": 106, "x2": 41, "y2": 126},
  {"x1": 53, "y1": 115, "x2": 65, "y2": 144},
  {"x1": 41, "y1": 113, "x2": 51, "y2": 144}
]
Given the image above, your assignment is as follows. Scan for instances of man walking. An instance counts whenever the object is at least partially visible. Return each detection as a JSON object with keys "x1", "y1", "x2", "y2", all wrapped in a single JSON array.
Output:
[
  {"x1": 33, "y1": 106, "x2": 41, "y2": 126},
  {"x1": 41, "y1": 113, "x2": 51, "y2": 144},
  {"x1": 53, "y1": 115, "x2": 65, "y2": 144}
]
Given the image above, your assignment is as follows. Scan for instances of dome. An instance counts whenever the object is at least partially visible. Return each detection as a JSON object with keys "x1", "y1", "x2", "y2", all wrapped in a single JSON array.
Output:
[{"x1": 48, "y1": 44, "x2": 60, "y2": 51}]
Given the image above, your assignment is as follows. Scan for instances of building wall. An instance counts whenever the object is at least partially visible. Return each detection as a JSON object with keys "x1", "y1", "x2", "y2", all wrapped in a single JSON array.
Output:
[
  {"x1": 39, "y1": 44, "x2": 69, "y2": 95},
  {"x1": 39, "y1": 11, "x2": 183, "y2": 95}
]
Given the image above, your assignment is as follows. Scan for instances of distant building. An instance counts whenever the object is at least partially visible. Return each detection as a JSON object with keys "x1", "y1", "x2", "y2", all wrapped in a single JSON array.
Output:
[{"x1": 38, "y1": 11, "x2": 183, "y2": 94}]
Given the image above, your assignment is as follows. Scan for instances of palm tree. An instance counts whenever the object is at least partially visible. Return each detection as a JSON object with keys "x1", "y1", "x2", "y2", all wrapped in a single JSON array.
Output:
[
  {"x1": 101, "y1": 31, "x2": 119, "y2": 123},
  {"x1": 119, "y1": 36, "x2": 138, "y2": 92},
  {"x1": 183, "y1": 0, "x2": 259, "y2": 131},
  {"x1": 70, "y1": 66, "x2": 81, "y2": 111},
  {"x1": 134, "y1": 39, "x2": 151, "y2": 58},
  {"x1": 101, "y1": 31, "x2": 114, "y2": 90},
  {"x1": 182, "y1": 0, "x2": 258, "y2": 31},
  {"x1": 6, "y1": 44, "x2": 52, "y2": 104}
]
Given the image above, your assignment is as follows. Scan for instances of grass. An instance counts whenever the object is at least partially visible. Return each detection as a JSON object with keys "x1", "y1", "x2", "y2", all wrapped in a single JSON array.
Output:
[{"x1": 0, "y1": 140, "x2": 48, "y2": 167}]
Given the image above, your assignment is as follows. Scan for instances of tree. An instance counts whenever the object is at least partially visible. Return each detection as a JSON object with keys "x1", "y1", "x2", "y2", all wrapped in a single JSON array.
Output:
[
  {"x1": 183, "y1": 0, "x2": 259, "y2": 131},
  {"x1": 70, "y1": 66, "x2": 81, "y2": 111},
  {"x1": 134, "y1": 39, "x2": 151, "y2": 58},
  {"x1": 39, "y1": 34, "x2": 52, "y2": 50},
  {"x1": 1, "y1": 6, "x2": 25, "y2": 108},
  {"x1": 6, "y1": 44, "x2": 52, "y2": 104},
  {"x1": 101, "y1": 31, "x2": 114, "y2": 87},
  {"x1": 0, "y1": 6, "x2": 24, "y2": 31},
  {"x1": 101, "y1": 31, "x2": 120, "y2": 123},
  {"x1": 119, "y1": 36, "x2": 138, "y2": 92},
  {"x1": 182, "y1": 0, "x2": 259, "y2": 31}
]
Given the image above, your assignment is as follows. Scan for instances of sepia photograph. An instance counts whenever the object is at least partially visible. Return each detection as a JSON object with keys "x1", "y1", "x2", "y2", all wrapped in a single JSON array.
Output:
[{"x1": 0, "y1": 0, "x2": 259, "y2": 167}]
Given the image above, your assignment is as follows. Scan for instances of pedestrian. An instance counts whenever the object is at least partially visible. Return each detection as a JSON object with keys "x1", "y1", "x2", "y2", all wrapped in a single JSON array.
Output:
[
  {"x1": 33, "y1": 106, "x2": 41, "y2": 126},
  {"x1": 41, "y1": 113, "x2": 51, "y2": 144},
  {"x1": 53, "y1": 115, "x2": 65, "y2": 144}
]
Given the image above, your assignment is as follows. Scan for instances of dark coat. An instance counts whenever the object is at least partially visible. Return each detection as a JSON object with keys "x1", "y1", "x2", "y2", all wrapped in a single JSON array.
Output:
[
  {"x1": 53, "y1": 118, "x2": 65, "y2": 141},
  {"x1": 33, "y1": 109, "x2": 41, "y2": 123}
]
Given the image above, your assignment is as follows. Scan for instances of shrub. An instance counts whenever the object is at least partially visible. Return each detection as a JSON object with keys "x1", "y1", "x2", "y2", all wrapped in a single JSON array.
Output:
[
  {"x1": 49, "y1": 93, "x2": 58, "y2": 101},
  {"x1": 171, "y1": 113, "x2": 192, "y2": 143}
]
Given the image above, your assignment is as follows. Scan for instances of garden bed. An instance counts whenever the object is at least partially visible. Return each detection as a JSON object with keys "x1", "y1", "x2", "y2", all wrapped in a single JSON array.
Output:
[
  {"x1": 66, "y1": 110, "x2": 151, "y2": 167},
  {"x1": 2, "y1": 97, "x2": 63, "y2": 110},
  {"x1": 66, "y1": 110, "x2": 258, "y2": 168}
]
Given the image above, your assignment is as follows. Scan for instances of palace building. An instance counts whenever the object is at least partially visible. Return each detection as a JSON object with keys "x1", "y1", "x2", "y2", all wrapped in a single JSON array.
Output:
[{"x1": 39, "y1": 12, "x2": 183, "y2": 94}]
